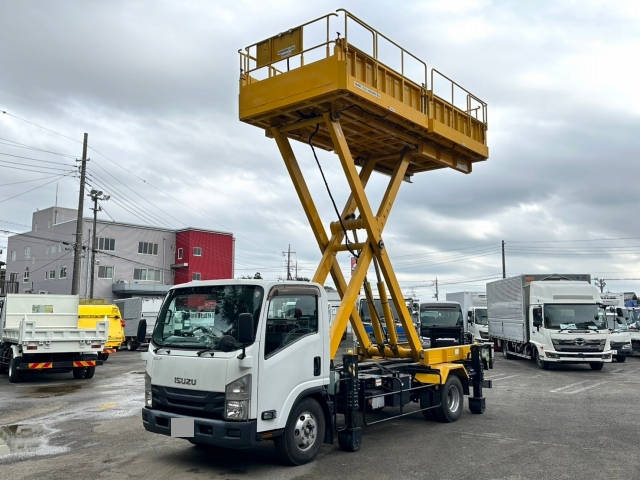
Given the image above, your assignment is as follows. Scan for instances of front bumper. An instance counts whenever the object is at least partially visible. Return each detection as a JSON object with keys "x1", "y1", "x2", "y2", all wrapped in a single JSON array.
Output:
[
  {"x1": 142, "y1": 407, "x2": 258, "y2": 448},
  {"x1": 541, "y1": 350, "x2": 612, "y2": 363}
]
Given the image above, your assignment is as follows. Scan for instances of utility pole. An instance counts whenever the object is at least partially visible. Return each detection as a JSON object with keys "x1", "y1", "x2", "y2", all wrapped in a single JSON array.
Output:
[
  {"x1": 71, "y1": 133, "x2": 88, "y2": 295},
  {"x1": 501, "y1": 240, "x2": 506, "y2": 279},
  {"x1": 89, "y1": 189, "x2": 109, "y2": 299},
  {"x1": 433, "y1": 277, "x2": 439, "y2": 301},
  {"x1": 282, "y1": 244, "x2": 296, "y2": 280}
]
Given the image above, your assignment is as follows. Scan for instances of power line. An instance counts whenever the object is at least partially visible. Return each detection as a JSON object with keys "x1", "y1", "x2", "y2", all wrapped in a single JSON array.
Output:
[
  {"x1": 0, "y1": 162, "x2": 76, "y2": 176},
  {"x1": 0, "y1": 151, "x2": 77, "y2": 167},
  {"x1": 1, "y1": 110, "x2": 82, "y2": 145},
  {"x1": 0, "y1": 174, "x2": 65, "y2": 188},
  {"x1": 0, "y1": 137, "x2": 76, "y2": 158},
  {"x1": 0, "y1": 172, "x2": 77, "y2": 204}
]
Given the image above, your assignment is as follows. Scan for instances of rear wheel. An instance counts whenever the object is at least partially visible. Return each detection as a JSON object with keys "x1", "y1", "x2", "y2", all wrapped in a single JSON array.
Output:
[
  {"x1": 73, "y1": 366, "x2": 95, "y2": 379},
  {"x1": 275, "y1": 397, "x2": 325, "y2": 465},
  {"x1": 590, "y1": 362, "x2": 604, "y2": 371},
  {"x1": 433, "y1": 375, "x2": 463, "y2": 423},
  {"x1": 8, "y1": 351, "x2": 22, "y2": 383},
  {"x1": 98, "y1": 353, "x2": 109, "y2": 362},
  {"x1": 126, "y1": 339, "x2": 139, "y2": 351}
]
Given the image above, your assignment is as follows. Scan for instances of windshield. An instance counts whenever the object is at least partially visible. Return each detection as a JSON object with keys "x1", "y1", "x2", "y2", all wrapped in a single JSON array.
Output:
[
  {"x1": 359, "y1": 298, "x2": 400, "y2": 323},
  {"x1": 544, "y1": 304, "x2": 603, "y2": 330},
  {"x1": 474, "y1": 308, "x2": 488, "y2": 325},
  {"x1": 420, "y1": 307, "x2": 463, "y2": 327},
  {"x1": 152, "y1": 285, "x2": 264, "y2": 350}
]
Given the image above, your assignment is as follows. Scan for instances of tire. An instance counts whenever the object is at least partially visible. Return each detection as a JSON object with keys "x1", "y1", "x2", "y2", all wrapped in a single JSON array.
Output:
[
  {"x1": 503, "y1": 344, "x2": 513, "y2": 360},
  {"x1": 73, "y1": 368, "x2": 85, "y2": 379},
  {"x1": 98, "y1": 353, "x2": 109, "y2": 362},
  {"x1": 533, "y1": 348, "x2": 548, "y2": 370},
  {"x1": 433, "y1": 375, "x2": 464, "y2": 423},
  {"x1": 616, "y1": 355, "x2": 626, "y2": 363},
  {"x1": 83, "y1": 366, "x2": 96, "y2": 379},
  {"x1": 590, "y1": 362, "x2": 604, "y2": 371},
  {"x1": 8, "y1": 351, "x2": 22, "y2": 383},
  {"x1": 275, "y1": 397, "x2": 325, "y2": 465},
  {"x1": 126, "y1": 339, "x2": 139, "y2": 351}
]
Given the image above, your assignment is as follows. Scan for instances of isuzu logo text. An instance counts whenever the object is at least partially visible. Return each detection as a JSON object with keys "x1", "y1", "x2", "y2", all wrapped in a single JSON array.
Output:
[{"x1": 174, "y1": 377, "x2": 197, "y2": 386}]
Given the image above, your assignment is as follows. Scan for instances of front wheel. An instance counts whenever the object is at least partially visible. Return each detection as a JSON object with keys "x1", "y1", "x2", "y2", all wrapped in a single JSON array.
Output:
[
  {"x1": 616, "y1": 355, "x2": 626, "y2": 363},
  {"x1": 275, "y1": 397, "x2": 325, "y2": 465},
  {"x1": 533, "y1": 348, "x2": 548, "y2": 370},
  {"x1": 590, "y1": 362, "x2": 604, "y2": 371},
  {"x1": 433, "y1": 375, "x2": 464, "y2": 423}
]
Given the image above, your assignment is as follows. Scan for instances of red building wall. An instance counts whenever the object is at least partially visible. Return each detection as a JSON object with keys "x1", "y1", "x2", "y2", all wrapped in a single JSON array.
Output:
[{"x1": 174, "y1": 230, "x2": 234, "y2": 284}]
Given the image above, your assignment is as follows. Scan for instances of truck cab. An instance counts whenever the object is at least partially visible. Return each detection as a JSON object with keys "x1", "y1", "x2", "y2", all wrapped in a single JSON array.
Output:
[
  {"x1": 600, "y1": 306, "x2": 632, "y2": 362},
  {"x1": 467, "y1": 307, "x2": 489, "y2": 342},
  {"x1": 419, "y1": 302, "x2": 465, "y2": 347}
]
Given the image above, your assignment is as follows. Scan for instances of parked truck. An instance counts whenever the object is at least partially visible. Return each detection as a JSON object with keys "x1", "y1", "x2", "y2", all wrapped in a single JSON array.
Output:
[
  {"x1": 599, "y1": 294, "x2": 633, "y2": 362},
  {"x1": 0, "y1": 294, "x2": 107, "y2": 382},
  {"x1": 142, "y1": 280, "x2": 492, "y2": 464},
  {"x1": 78, "y1": 304, "x2": 125, "y2": 361},
  {"x1": 114, "y1": 297, "x2": 163, "y2": 351},
  {"x1": 419, "y1": 302, "x2": 466, "y2": 347},
  {"x1": 446, "y1": 292, "x2": 488, "y2": 342},
  {"x1": 488, "y1": 274, "x2": 612, "y2": 370}
]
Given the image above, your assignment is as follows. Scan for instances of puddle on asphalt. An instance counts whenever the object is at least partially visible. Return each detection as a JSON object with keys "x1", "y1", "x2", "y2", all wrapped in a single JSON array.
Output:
[
  {"x1": 0, "y1": 424, "x2": 67, "y2": 461},
  {"x1": 30, "y1": 383, "x2": 84, "y2": 397}
]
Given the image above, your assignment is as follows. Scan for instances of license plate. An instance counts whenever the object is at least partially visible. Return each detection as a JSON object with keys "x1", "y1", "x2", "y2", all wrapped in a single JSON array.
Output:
[{"x1": 170, "y1": 417, "x2": 194, "y2": 437}]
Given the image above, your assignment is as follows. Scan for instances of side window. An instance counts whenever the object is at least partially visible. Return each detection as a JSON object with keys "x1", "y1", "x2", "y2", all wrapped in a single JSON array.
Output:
[{"x1": 264, "y1": 293, "x2": 318, "y2": 358}]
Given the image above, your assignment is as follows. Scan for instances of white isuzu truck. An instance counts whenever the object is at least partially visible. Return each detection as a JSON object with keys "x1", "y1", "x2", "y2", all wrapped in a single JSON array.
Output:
[
  {"x1": 488, "y1": 274, "x2": 612, "y2": 370},
  {"x1": 446, "y1": 292, "x2": 488, "y2": 342},
  {"x1": 0, "y1": 294, "x2": 107, "y2": 382},
  {"x1": 142, "y1": 280, "x2": 492, "y2": 465}
]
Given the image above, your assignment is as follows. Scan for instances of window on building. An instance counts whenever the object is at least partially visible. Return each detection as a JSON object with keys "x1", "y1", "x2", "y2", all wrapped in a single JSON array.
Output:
[
  {"x1": 193, "y1": 247, "x2": 202, "y2": 256},
  {"x1": 133, "y1": 268, "x2": 161, "y2": 281},
  {"x1": 192, "y1": 272, "x2": 201, "y2": 281},
  {"x1": 10, "y1": 250, "x2": 16, "y2": 261},
  {"x1": 177, "y1": 248, "x2": 183, "y2": 260},
  {"x1": 24, "y1": 246, "x2": 31, "y2": 259},
  {"x1": 23, "y1": 268, "x2": 30, "y2": 282},
  {"x1": 97, "y1": 237, "x2": 115, "y2": 251},
  {"x1": 45, "y1": 271, "x2": 48, "y2": 280},
  {"x1": 138, "y1": 241, "x2": 159, "y2": 255},
  {"x1": 60, "y1": 266, "x2": 67, "y2": 279},
  {"x1": 98, "y1": 266, "x2": 114, "y2": 279},
  {"x1": 49, "y1": 270, "x2": 56, "y2": 280}
]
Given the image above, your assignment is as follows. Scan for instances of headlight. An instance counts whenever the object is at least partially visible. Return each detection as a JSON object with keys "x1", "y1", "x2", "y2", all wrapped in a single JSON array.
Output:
[
  {"x1": 225, "y1": 374, "x2": 251, "y2": 421},
  {"x1": 145, "y1": 373, "x2": 152, "y2": 407}
]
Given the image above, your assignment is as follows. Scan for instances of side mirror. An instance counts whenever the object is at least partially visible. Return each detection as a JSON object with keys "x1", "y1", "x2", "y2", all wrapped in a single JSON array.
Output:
[
  {"x1": 237, "y1": 313, "x2": 254, "y2": 345},
  {"x1": 532, "y1": 308, "x2": 543, "y2": 328}
]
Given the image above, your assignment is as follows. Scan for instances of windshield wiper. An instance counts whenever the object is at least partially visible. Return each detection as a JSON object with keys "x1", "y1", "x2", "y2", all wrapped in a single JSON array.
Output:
[{"x1": 197, "y1": 348, "x2": 216, "y2": 357}]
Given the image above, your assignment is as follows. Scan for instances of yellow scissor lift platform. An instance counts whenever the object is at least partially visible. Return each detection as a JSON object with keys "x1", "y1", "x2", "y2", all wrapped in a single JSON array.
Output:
[{"x1": 239, "y1": 9, "x2": 489, "y2": 372}]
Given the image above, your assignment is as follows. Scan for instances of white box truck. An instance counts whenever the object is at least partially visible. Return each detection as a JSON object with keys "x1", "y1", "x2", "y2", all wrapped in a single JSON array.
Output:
[
  {"x1": 115, "y1": 297, "x2": 163, "y2": 351},
  {"x1": 446, "y1": 292, "x2": 488, "y2": 342},
  {"x1": 0, "y1": 294, "x2": 108, "y2": 382},
  {"x1": 488, "y1": 274, "x2": 612, "y2": 370}
]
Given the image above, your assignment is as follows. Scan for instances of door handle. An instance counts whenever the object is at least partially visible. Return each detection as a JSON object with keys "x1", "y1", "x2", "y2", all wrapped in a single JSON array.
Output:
[{"x1": 313, "y1": 356, "x2": 321, "y2": 376}]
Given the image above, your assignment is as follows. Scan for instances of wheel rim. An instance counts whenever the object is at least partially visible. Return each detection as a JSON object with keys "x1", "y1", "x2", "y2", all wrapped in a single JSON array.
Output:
[
  {"x1": 293, "y1": 411, "x2": 317, "y2": 452},
  {"x1": 447, "y1": 384, "x2": 460, "y2": 413}
]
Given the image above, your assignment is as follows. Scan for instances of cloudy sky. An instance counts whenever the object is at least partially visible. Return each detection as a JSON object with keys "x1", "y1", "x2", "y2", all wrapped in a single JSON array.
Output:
[{"x1": 1, "y1": 0, "x2": 639, "y2": 299}]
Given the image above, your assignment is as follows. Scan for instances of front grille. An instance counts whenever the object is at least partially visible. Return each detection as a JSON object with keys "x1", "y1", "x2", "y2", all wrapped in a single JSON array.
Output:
[
  {"x1": 552, "y1": 338, "x2": 605, "y2": 352},
  {"x1": 479, "y1": 331, "x2": 489, "y2": 339},
  {"x1": 152, "y1": 385, "x2": 225, "y2": 420}
]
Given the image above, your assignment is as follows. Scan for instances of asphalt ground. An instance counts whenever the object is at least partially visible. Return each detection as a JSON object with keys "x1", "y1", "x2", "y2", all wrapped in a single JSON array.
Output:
[{"x1": 1, "y1": 350, "x2": 639, "y2": 480}]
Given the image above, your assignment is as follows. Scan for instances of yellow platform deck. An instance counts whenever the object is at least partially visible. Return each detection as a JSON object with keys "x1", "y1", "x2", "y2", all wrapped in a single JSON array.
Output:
[{"x1": 239, "y1": 10, "x2": 488, "y2": 177}]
